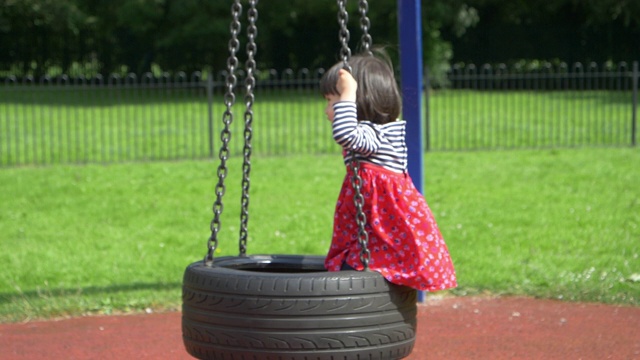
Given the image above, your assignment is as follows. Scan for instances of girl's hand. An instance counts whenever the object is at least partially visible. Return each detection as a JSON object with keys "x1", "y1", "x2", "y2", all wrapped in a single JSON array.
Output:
[{"x1": 337, "y1": 69, "x2": 357, "y2": 102}]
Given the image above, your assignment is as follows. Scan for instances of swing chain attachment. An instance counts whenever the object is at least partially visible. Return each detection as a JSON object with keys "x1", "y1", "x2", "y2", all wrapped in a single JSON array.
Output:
[
  {"x1": 337, "y1": 0, "x2": 372, "y2": 270},
  {"x1": 206, "y1": 0, "x2": 243, "y2": 266},
  {"x1": 239, "y1": 0, "x2": 258, "y2": 256}
]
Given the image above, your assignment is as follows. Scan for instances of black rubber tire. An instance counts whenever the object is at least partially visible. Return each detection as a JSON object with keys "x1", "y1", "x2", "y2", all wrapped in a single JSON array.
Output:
[{"x1": 182, "y1": 254, "x2": 417, "y2": 360}]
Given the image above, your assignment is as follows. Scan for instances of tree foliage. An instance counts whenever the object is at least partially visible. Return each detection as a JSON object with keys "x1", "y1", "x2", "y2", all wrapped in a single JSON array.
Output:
[
  {"x1": 0, "y1": 0, "x2": 638, "y2": 77},
  {"x1": 446, "y1": 0, "x2": 640, "y2": 64}
]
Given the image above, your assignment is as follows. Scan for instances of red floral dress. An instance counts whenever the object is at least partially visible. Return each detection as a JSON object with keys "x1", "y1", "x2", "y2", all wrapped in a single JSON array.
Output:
[
  {"x1": 325, "y1": 101, "x2": 457, "y2": 291},
  {"x1": 325, "y1": 161, "x2": 458, "y2": 291}
]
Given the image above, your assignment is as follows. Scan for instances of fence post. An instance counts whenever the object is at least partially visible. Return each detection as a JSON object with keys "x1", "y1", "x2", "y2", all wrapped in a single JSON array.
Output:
[
  {"x1": 398, "y1": 0, "x2": 424, "y2": 188},
  {"x1": 633, "y1": 61, "x2": 638, "y2": 147},
  {"x1": 207, "y1": 74, "x2": 214, "y2": 157},
  {"x1": 398, "y1": 0, "x2": 426, "y2": 303}
]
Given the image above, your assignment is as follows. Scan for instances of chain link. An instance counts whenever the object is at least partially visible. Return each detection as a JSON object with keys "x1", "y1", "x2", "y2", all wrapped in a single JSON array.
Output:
[
  {"x1": 359, "y1": 0, "x2": 372, "y2": 55},
  {"x1": 239, "y1": 0, "x2": 258, "y2": 256},
  {"x1": 337, "y1": 0, "x2": 351, "y2": 73},
  {"x1": 206, "y1": 0, "x2": 242, "y2": 266},
  {"x1": 350, "y1": 160, "x2": 371, "y2": 267},
  {"x1": 206, "y1": 0, "x2": 371, "y2": 265},
  {"x1": 337, "y1": 0, "x2": 371, "y2": 269}
]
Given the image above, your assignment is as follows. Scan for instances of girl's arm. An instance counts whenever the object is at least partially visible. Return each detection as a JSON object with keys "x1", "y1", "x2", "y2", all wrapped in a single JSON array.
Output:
[
  {"x1": 337, "y1": 69, "x2": 357, "y2": 102},
  {"x1": 332, "y1": 69, "x2": 381, "y2": 155}
]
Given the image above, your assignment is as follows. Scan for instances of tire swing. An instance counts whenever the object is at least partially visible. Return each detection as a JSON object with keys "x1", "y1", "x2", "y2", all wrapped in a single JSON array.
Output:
[{"x1": 181, "y1": 1, "x2": 418, "y2": 359}]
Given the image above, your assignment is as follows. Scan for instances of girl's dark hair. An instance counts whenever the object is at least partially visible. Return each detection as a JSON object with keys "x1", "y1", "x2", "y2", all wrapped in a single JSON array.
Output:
[{"x1": 320, "y1": 49, "x2": 402, "y2": 125}]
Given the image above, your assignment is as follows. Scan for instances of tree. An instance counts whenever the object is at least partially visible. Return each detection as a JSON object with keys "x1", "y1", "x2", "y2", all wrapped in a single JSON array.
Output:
[
  {"x1": 1, "y1": 0, "x2": 479, "y2": 77},
  {"x1": 0, "y1": 0, "x2": 85, "y2": 77},
  {"x1": 445, "y1": 0, "x2": 640, "y2": 64}
]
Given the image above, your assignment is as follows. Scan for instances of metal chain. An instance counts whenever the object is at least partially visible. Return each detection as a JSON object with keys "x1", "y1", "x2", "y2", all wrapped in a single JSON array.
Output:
[
  {"x1": 350, "y1": 159, "x2": 371, "y2": 268},
  {"x1": 337, "y1": 0, "x2": 371, "y2": 269},
  {"x1": 358, "y1": 0, "x2": 372, "y2": 55},
  {"x1": 337, "y1": 0, "x2": 351, "y2": 73},
  {"x1": 206, "y1": 0, "x2": 242, "y2": 266},
  {"x1": 239, "y1": 0, "x2": 258, "y2": 256}
]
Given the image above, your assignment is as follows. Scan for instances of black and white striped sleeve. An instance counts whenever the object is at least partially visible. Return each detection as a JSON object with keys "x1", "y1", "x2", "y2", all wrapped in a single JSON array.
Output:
[{"x1": 331, "y1": 101, "x2": 380, "y2": 156}]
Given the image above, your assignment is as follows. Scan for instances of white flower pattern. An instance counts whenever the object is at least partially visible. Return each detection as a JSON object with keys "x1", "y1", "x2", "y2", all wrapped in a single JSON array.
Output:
[{"x1": 325, "y1": 163, "x2": 457, "y2": 291}]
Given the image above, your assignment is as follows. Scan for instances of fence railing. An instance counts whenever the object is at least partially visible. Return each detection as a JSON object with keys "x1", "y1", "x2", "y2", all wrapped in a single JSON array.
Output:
[
  {"x1": 0, "y1": 61, "x2": 637, "y2": 166},
  {"x1": 427, "y1": 61, "x2": 638, "y2": 150}
]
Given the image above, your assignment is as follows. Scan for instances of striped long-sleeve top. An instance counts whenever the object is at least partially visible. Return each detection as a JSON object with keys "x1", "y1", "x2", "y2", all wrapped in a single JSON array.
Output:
[{"x1": 332, "y1": 101, "x2": 407, "y2": 173}]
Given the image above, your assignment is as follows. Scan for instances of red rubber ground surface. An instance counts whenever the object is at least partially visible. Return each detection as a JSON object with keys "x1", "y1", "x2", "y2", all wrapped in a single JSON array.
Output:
[{"x1": 1, "y1": 296, "x2": 638, "y2": 359}]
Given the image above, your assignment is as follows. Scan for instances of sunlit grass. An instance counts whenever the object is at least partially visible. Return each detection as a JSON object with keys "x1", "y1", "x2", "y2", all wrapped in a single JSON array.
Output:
[{"x1": 1, "y1": 147, "x2": 638, "y2": 322}]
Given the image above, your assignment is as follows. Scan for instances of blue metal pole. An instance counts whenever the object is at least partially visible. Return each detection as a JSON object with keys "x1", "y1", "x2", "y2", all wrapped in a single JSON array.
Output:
[{"x1": 398, "y1": 0, "x2": 426, "y2": 302}]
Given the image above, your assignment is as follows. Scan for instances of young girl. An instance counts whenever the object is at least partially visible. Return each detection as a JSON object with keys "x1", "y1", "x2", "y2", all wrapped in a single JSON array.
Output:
[{"x1": 320, "y1": 52, "x2": 457, "y2": 291}]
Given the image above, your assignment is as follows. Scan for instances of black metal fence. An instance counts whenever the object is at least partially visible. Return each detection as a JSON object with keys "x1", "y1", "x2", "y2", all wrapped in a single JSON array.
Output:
[
  {"x1": 428, "y1": 61, "x2": 638, "y2": 150},
  {"x1": 0, "y1": 61, "x2": 637, "y2": 166}
]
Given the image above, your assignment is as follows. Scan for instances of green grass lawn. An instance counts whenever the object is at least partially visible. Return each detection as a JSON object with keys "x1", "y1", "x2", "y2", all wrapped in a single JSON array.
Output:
[{"x1": 1, "y1": 147, "x2": 638, "y2": 322}]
